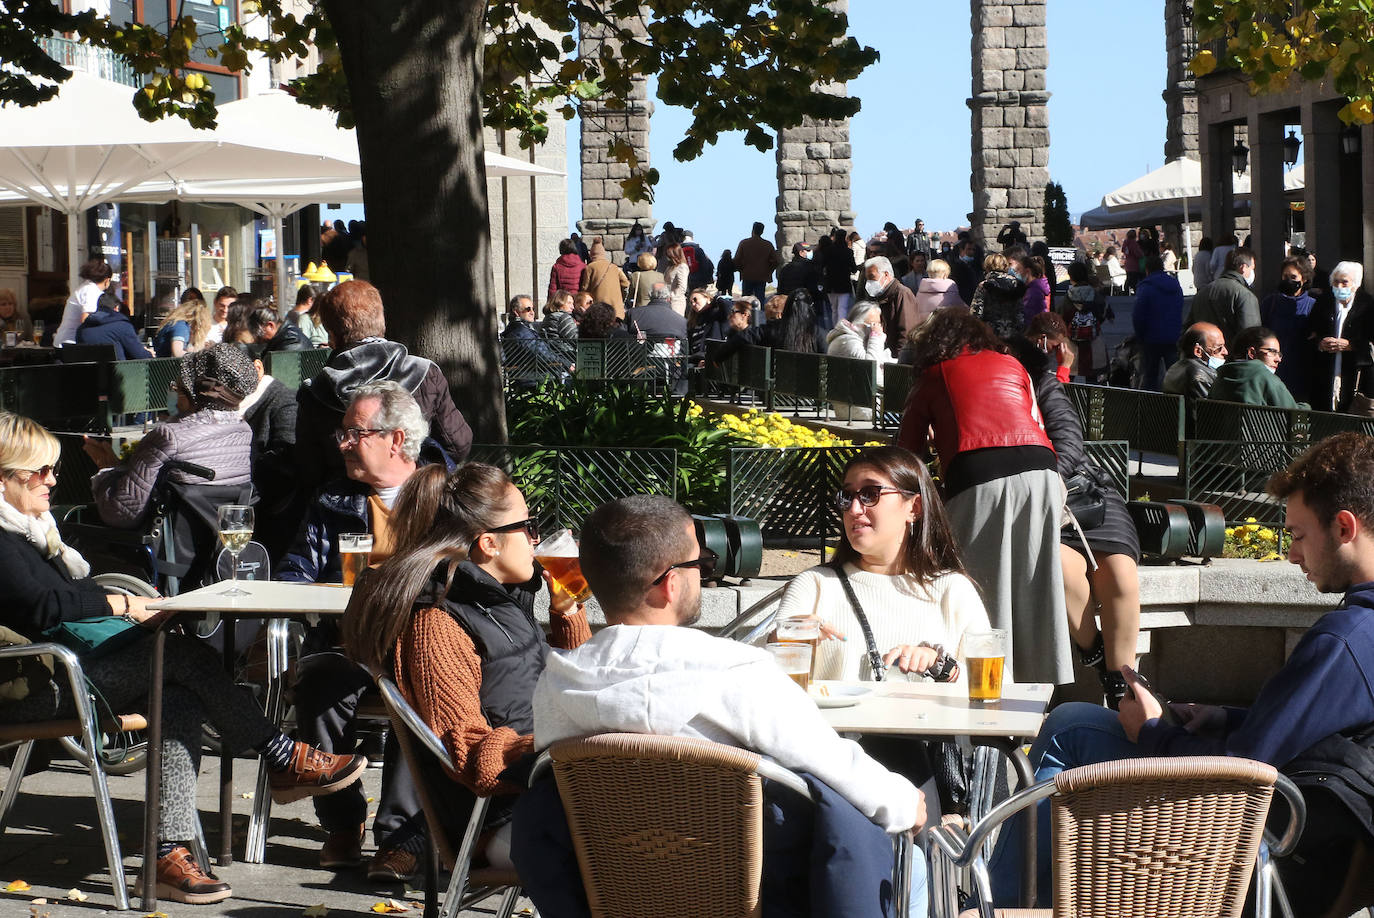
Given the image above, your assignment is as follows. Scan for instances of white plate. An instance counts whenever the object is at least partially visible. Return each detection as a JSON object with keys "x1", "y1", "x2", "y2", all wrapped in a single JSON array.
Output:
[{"x1": 811, "y1": 684, "x2": 871, "y2": 708}]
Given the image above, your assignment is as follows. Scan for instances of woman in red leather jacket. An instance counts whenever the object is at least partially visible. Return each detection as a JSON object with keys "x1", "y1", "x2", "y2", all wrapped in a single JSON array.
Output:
[{"x1": 896, "y1": 307, "x2": 1072, "y2": 687}]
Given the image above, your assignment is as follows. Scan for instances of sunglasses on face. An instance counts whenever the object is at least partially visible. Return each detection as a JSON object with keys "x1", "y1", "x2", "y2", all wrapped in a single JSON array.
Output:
[
  {"x1": 482, "y1": 518, "x2": 540, "y2": 543},
  {"x1": 651, "y1": 547, "x2": 719, "y2": 585},
  {"x1": 833, "y1": 485, "x2": 915, "y2": 511},
  {"x1": 7, "y1": 463, "x2": 59, "y2": 482}
]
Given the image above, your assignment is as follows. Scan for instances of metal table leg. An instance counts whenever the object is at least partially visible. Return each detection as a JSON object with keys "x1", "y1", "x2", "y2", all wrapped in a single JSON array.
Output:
[
  {"x1": 245, "y1": 618, "x2": 290, "y2": 863},
  {"x1": 141, "y1": 626, "x2": 168, "y2": 911},
  {"x1": 218, "y1": 617, "x2": 236, "y2": 865},
  {"x1": 973, "y1": 737, "x2": 1037, "y2": 908}
]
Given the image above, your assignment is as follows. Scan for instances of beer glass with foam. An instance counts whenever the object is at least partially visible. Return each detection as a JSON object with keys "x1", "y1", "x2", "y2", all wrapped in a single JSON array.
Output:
[
  {"x1": 775, "y1": 618, "x2": 821, "y2": 678},
  {"x1": 534, "y1": 528, "x2": 592, "y2": 603},
  {"x1": 964, "y1": 629, "x2": 1006, "y2": 703},
  {"x1": 766, "y1": 642, "x2": 812, "y2": 692},
  {"x1": 338, "y1": 533, "x2": 373, "y2": 587}
]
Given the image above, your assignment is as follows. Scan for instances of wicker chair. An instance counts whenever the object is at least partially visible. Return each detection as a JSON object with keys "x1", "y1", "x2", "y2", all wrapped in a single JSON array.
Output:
[
  {"x1": 375, "y1": 676, "x2": 522, "y2": 918},
  {"x1": 534, "y1": 732, "x2": 916, "y2": 918},
  {"x1": 927, "y1": 756, "x2": 1305, "y2": 918}
]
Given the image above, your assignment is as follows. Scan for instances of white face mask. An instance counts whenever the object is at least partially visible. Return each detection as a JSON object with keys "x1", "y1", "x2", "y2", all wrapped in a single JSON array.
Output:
[
  {"x1": 1207, "y1": 354, "x2": 1225, "y2": 370},
  {"x1": 1267, "y1": 363, "x2": 1279, "y2": 374},
  {"x1": 864, "y1": 278, "x2": 884, "y2": 297}
]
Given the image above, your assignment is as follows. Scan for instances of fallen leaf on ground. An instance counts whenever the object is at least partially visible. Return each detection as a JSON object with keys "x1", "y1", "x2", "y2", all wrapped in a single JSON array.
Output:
[
  {"x1": 303, "y1": 905, "x2": 329, "y2": 917},
  {"x1": 240, "y1": 792, "x2": 253, "y2": 799},
  {"x1": 28, "y1": 899, "x2": 46, "y2": 905},
  {"x1": 143, "y1": 911, "x2": 170, "y2": 918},
  {"x1": 50, "y1": 858, "x2": 68, "y2": 866},
  {"x1": 65, "y1": 888, "x2": 88, "y2": 902},
  {"x1": 371, "y1": 899, "x2": 411, "y2": 913},
  {"x1": 6, "y1": 880, "x2": 31, "y2": 892}
]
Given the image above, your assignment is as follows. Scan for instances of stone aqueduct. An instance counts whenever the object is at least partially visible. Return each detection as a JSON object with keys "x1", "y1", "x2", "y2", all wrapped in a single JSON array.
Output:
[{"x1": 573, "y1": 0, "x2": 1201, "y2": 256}]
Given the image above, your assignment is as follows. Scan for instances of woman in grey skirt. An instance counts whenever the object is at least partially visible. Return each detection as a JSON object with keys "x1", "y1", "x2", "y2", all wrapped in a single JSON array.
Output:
[{"x1": 896, "y1": 307, "x2": 1072, "y2": 687}]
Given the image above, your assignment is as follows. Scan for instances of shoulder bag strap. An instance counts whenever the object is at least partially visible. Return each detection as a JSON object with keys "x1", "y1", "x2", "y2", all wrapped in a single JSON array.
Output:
[{"x1": 830, "y1": 562, "x2": 886, "y2": 682}]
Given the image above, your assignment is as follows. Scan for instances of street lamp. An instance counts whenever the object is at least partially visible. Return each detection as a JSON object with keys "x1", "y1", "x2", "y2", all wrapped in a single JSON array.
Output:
[
  {"x1": 1232, "y1": 138, "x2": 1250, "y2": 175},
  {"x1": 1283, "y1": 129, "x2": 1301, "y2": 168},
  {"x1": 1342, "y1": 125, "x2": 1362, "y2": 156}
]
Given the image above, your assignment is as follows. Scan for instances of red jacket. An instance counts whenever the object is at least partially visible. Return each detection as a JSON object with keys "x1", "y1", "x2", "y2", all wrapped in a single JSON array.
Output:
[
  {"x1": 547, "y1": 253, "x2": 585, "y2": 301},
  {"x1": 897, "y1": 348, "x2": 1052, "y2": 462}
]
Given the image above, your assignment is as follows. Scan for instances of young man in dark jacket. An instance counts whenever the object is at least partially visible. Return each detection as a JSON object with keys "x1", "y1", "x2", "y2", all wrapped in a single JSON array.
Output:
[
  {"x1": 987, "y1": 432, "x2": 1374, "y2": 915},
  {"x1": 75, "y1": 292, "x2": 154, "y2": 359}
]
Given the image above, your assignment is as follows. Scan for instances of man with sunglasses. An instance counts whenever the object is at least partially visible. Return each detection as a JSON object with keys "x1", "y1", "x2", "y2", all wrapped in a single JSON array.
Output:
[
  {"x1": 529, "y1": 495, "x2": 928, "y2": 914},
  {"x1": 280, "y1": 380, "x2": 445, "y2": 881}
]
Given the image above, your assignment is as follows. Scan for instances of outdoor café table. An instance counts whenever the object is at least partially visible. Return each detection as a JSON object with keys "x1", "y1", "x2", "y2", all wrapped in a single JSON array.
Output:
[
  {"x1": 141, "y1": 580, "x2": 350, "y2": 909},
  {"x1": 817, "y1": 679, "x2": 1053, "y2": 909}
]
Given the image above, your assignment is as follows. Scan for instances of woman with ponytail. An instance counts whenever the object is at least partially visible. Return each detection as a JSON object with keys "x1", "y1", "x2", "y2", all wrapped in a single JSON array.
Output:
[{"x1": 343, "y1": 463, "x2": 589, "y2": 869}]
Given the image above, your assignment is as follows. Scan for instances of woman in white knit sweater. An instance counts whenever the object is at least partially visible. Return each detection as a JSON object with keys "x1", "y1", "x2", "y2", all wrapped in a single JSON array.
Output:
[{"x1": 777, "y1": 445, "x2": 989, "y2": 682}]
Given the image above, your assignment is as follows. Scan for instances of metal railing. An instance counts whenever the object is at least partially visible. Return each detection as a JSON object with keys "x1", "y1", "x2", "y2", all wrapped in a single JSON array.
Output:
[
  {"x1": 727, "y1": 445, "x2": 862, "y2": 545},
  {"x1": 39, "y1": 36, "x2": 139, "y2": 88},
  {"x1": 1183, "y1": 439, "x2": 1304, "y2": 525}
]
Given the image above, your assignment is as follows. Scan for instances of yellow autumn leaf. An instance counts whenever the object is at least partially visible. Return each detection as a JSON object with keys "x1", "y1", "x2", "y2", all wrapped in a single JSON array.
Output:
[
  {"x1": 372, "y1": 900, "x2": 411, "y2": 914},
  {"x1": 6, "y1": 881, "x2": 31, "y2": 892},
  {"x1": 303, "y1": 905, "x2": 329, "y2": 917},
  {"x1": 1190, "y1": 49, "x2": 1217, "y2": 76},
  {"x1": 64, "y1": 889, "x2": 88, "y2": 902}
]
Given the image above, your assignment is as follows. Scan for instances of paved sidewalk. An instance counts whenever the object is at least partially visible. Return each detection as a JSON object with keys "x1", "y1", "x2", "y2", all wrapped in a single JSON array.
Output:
[{"x1": 0, "y1": 753, "x2": 534, "y2": 917}]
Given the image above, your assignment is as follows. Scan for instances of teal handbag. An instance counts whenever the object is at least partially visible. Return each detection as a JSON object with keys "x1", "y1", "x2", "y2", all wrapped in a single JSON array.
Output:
[{"x1": 45, "y1": 616, "x2": 148, "y2": 660}]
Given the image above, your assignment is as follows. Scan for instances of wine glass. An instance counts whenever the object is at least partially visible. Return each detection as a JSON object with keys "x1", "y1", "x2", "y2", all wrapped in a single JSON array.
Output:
[{"x1": 217, "y1": 504, "x2": 254, "y2": 596}]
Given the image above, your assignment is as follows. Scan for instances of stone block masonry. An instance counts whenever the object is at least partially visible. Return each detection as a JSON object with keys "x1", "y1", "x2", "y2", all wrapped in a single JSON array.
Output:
[{"x1": 968, "y1": 0, "x2": 1050, "y2": 244}]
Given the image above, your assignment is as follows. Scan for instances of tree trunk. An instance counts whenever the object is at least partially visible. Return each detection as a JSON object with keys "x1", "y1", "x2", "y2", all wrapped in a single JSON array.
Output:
[{"x1": 323, "y1": 0, "x2": 505, "y2": 443}]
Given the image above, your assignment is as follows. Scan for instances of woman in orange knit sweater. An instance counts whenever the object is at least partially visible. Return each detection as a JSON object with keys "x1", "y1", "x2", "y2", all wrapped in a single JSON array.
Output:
[{"x1": 344, "y1": 462, "x2": 589, "y2": 867}]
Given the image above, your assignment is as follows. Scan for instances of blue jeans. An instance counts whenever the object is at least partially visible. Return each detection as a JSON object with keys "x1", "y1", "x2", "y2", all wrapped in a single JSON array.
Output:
[
  {"x1": 986, "y1": 703, "x2": 1142, "y2": 907},
  {"x1": 741, "y1": 279, "x2": 767, "y2": 302},
  {"x1": 1140, "y1": 341, "x2": 1175, "y2": 391}
]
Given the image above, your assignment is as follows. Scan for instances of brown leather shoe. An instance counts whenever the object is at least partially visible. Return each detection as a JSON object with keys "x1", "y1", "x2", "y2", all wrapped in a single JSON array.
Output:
[
  {"x1": 320, "y1": 824, "x2": 366, "y2": 869},
  {"x1": 367, "y1": 847, "x2": 419, "y2": 883},
  {"x1": 268, "y1": 742, "x2": 367, "y2": 804},
  {"x1": 156, "y1": 846, "x2": 232, "y2": 904}
]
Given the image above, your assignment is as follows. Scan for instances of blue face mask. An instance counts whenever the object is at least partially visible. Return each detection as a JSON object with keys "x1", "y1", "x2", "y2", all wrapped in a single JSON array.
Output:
[
  {"x1": 1335, "y1": 286, "x2": 1355, "y2": 303},
  {"x1": 960, "y1": 254, "x2": 975, "y2": 265},
  {"x1": 1009, "y1": 268, "x2": 1023, "y2": 282}
]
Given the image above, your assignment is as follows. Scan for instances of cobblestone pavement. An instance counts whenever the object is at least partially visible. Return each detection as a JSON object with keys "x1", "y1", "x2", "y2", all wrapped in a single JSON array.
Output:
[{"x1": 0, "y1": 752, "x2": 535, "y2": 917}]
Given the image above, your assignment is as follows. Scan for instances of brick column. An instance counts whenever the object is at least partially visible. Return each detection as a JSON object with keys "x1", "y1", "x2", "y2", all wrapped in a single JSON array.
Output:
[
  {"x1": 1162, "y1": 0, "x2": 1199, "y2": 162},
  {"x1": 577, "y1": 11, "x2": 654, "y2": 259},
  {"x1": 968, "y1": 0, "x2": 1050, "y2": 245}
]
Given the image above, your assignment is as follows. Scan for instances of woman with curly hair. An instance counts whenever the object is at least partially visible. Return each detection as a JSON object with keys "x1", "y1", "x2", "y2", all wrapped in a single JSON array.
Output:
[
  {"x1": 577, "y1": 301, "x2": 631, "y2": 340},
  {"x1": 896, "y1": 307, "x2": 1071, "y2": 687}
]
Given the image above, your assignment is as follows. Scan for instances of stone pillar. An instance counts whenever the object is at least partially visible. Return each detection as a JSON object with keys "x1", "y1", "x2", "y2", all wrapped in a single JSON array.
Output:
[
  {"x1": 1301, "y1": 101, "x2": 1343, "y2": 271},
  {"x1": 1162, "y1": 0, "x2": 1199, "y2": 161},
  {"x1": 486, "y1": 121, "x2": 569, "y2": 310},
  {"x1": 1247, "y1": 111, "x2": 1288, "y2": 294},
  {"x1": 775, "y1": 0, "x2": 853, "y2": 251},
  {"x1": 968, "y1": 0, "x2": 1050, "y2": 245},
  {"x1": 577, "y1": 11, "x2": 654, "y2": 260},
  {"x1": 1200, "y1": 119, "x2": 1237, "y2": 244}
]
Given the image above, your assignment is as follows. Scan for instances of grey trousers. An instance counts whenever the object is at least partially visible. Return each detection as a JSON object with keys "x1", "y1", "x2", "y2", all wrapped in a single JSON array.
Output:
[{"x1": 1, "y1": 633, "x2": 276, "y2": 840}]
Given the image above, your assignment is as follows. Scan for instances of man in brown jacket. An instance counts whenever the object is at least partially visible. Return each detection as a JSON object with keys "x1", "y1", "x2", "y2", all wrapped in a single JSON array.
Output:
[
  {"x1": 579, "y1": 240, "x2": 630, "y2": 317},
  {"x1": 735, "y1": 221, "x2": 781, "y2": 302}
]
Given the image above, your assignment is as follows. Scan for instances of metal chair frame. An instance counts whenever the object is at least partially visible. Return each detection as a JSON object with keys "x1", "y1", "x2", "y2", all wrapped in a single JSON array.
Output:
[
  {"x1": 376, "y1": 676, "x2": 522, "y2": 918},
  {"x1": 926, "y1": 758, "x2": 1306, "y2": 918}
]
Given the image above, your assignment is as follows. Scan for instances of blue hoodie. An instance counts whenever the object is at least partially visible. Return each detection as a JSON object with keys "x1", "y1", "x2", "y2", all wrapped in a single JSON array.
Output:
[
  {"x1": 76, "y1": 305, "x2": 152, "y2": 360},
  {"x1": 1132, "y1": 271, "x2": 1185, "y2": 345},
  {"x1": 1139, "y1": 582, "x2": 1374, "y2": 767}
]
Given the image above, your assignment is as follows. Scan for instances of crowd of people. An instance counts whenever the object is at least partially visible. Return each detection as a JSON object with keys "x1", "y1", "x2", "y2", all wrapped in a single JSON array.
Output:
[{"x1": 1, "y1": 212, "x2": 1372, "y2": 916}]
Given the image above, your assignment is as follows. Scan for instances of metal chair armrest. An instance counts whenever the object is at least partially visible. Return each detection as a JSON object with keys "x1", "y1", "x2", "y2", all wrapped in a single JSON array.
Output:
[
  {"x1": 1265, "y1": 773, "x2": 1307, "y2": 858},
  {"x1": 929, "y1": 777, "x2": 1057, "y2": 869},
  {"x1": 376, "y1": 677, "x2": 452, "y2": 767},
  {"x1": 528, "y1": 749, "x2": 553, "y2": 787},
  {"x1": 714, "y1": 586, "x2": 784, "y2": 644}
]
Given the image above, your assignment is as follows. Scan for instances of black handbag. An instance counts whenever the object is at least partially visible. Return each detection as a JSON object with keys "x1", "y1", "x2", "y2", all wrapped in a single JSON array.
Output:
[{"x1": 1062, "y1": 462, "x2": 1112, "y2": 532}]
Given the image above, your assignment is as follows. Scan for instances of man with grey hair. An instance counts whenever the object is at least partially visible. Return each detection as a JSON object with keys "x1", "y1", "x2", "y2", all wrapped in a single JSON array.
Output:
[
  {"x1": 279, "y1": 379, "x2": 440, "y2": 880},
  {"x1": 864, "y1": 254, "x2": 919, "y2": 359}
]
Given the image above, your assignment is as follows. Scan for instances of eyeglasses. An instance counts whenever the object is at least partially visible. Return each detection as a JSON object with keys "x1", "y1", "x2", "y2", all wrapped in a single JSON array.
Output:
[
  {"x1": 833, "y1": 485, "x2": 915, "y2": 511},
  {"x1": 481, "y1": 518, "x2": 540, "y2": 543},
  {"x1": 6, "y1": 463, "x2": 58, "y2": 482},
  {"x1": 1203, "y1": 343, "x2": 1226, "y2": 356},
  {"x1": 1257, "y1": 346, "x2": 1282, "y2": 358},
  {"x1": 651, "y1": 548, "x2": 719, "y2": 585},
  {"x1": 332, "y1": 427, "x2": 388, "y2": 447}
]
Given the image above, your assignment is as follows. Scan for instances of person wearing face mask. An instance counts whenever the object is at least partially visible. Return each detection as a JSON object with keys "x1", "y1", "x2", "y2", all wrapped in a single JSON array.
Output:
[
  {"x1": 1260, "y1": 256, "x2": 1317, "y2": 402},
  {"x1": 1186, "y1": 248, "x2": 1260, "y2": 347},
  {"x1": 1207, "y1": 325, "x2": 1301, "y2": 409},
  {"x1": 825, "y1": 301, "x2": 894, "y2": 420},
  {"x1": 1310, "y1": 261, "x2": 1374, "y2": 413},
  {"x1": 1163, "y1": 322, "x2": 1227, "y2": 401},
  {"x1": 862, "y1": 255, "x2": 919, "y2": 359},
  {"x1": 776, "y1": 241, "x2": 824, "y2": 303},
  {"x1": 949, "y1": 238, "x2": 984, "y2": 304}
]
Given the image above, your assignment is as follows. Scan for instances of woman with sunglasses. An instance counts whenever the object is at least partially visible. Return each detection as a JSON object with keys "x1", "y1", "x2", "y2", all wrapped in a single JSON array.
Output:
[{"x1": 343, "y1": 462, "x2": 589, "y2": 870}]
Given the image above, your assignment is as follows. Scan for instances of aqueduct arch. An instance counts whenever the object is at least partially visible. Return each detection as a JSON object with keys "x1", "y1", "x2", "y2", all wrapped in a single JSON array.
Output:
[{"x1": 576, "y1": 0, "x2": 1199, "y2": 254}]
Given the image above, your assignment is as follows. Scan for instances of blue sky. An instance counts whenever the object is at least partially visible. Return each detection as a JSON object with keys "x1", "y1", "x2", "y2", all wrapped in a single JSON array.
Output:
[{"x1": 563, "y1": 0, "x2": 1169, "y2": 255}]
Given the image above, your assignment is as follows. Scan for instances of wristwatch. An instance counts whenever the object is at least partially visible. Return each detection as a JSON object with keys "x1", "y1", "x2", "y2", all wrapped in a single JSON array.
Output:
[{"x1": 918, "y1": 642, "x2": 959, "y2": 682}]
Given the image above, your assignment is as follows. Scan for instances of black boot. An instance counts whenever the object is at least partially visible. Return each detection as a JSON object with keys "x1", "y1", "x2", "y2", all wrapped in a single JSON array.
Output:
[
  {"x1": 1099, "y1": 670, "x2": 1129, "y2": 711},
  {"x1": 1076, "y1": 631, "x2": 1107, "y2": 673}
]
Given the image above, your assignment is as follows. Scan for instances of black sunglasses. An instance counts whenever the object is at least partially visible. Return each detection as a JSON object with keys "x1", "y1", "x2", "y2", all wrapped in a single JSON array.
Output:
[
  {"x1": 482, "y1": 518, "x2": 540, "y2": 543},
  {"x1": 651, "y1": 547, "x2": 719, "y2": 585},
  {"x1": 833, "y1": 485, "x2": 915, "y2": 511}
]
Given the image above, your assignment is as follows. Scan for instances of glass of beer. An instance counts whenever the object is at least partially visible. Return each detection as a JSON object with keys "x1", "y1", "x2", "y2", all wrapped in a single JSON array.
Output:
[
  {"x1": 31, "y1": 320, "x2": 43, "y2": 346},
  {"x1": 534, "y1": 528, "x2": 592, "y2": 603},
  {"x1": 766, "y1": 642, "x2": 812, "y2": 692},
  {"x1": 965, "y1": 629, "x2": 1006, "y2": 704},
  {"x1": 338, "y1": 533, "x2": 373, "y2": 587},
  {"x1": 775, "y1": 617, "x2": 821, "y2": 678}
]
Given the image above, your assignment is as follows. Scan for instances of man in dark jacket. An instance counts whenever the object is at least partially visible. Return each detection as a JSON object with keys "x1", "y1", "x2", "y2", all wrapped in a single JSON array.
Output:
[
  {"x1": 236, "y1": 344, "x2": 298, "y2": 561},
  {"x1": 949, "y1": 237, "x2": 984, "y2": 305},
  {"x1": 626, "y1": 283, "x2": 689, "y2": 341},
  {"x1": 986, "y1": 432, "x2": 1374, "y2": 915},
  {"x1": 75, "y1": 292, "x2": 154, "y2": 359},
  {"x1": 247, "y1": 303, "x2": 312, "y2": 353},
  {"x1": 777, "y1": 242, "x2": 824, "y2": 298},
  {"x1": 1132, "y1": 256, "x2": 1185, "y2": 391},
  {"x1": 1186, "y1": 247, "x2": 1260, "y2": 347},
  {"x1": 295, "y1": 280, "x2": 472, "y2": 495},
  {"x1": 281, "y1": 381, "x2": 437, "y2": 881},
  {"x1": 864, "y1": 256, "x2": 918, "y2": 359},
  {"x1": 1162, "y1": 322, "x2": 1226, "y2": 401},
  {"x1": 501, "y1": 294, "x2": 572, "y2": 383}
]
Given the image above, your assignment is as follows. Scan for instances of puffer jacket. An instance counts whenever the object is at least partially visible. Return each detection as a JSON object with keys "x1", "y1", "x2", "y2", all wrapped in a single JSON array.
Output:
[
  {"x1": 541, "y1": 310, "x2": 579, "y2": 342},
  {"x1": 971, "y1": 270, "x2": 1028, "y2": 339},
  {"x1": 92, "y1": 408, "x2": 252, "y2": 528},
  {"x1": 547, "y1": 253, "x2": 586, "y2": 301},
  {"x1": 913, "y1": 277, "x2": 965, "y2": 329}
]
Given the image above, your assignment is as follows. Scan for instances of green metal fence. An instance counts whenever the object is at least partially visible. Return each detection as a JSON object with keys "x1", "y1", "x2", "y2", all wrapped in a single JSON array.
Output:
[
  {"x1": 110, "y1": 357, "x2": 182, "y2": 416},
  {"x1": 727, "y1": 445, "x2": 862, "y2": 545},
  {"x1": 467, "y1": 444, "x2": 677, "y2": 535},
  {"x1": 1064, "y1": 383, "x2": 1187, "y2": 455},
  {"x1": 0, "y1": 362, "x2": 109, "y2": 431},
  {"x1": 1183, "y1": 439, "x2": 1303, "y2": 525},
  {"x1": 264, "y1": 349, "x2": 331, "y2": 389},
  {"x1": 1083, "y1": 439, "x2": 1130, "y2": 498},
  {"x1": 502, "y1": 338, "x2": 687, "y2": 390}
]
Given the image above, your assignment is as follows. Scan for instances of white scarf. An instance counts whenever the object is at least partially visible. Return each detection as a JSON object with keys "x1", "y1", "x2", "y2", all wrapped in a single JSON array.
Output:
[{"x1": 0, "y1": 488, "x2": 91, "y2": 579}]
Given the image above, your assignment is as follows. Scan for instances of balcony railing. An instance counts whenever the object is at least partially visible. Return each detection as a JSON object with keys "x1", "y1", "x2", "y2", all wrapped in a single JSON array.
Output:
[{"x1": 38, "y1": 35, "x2": 139, "y2": 89}]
